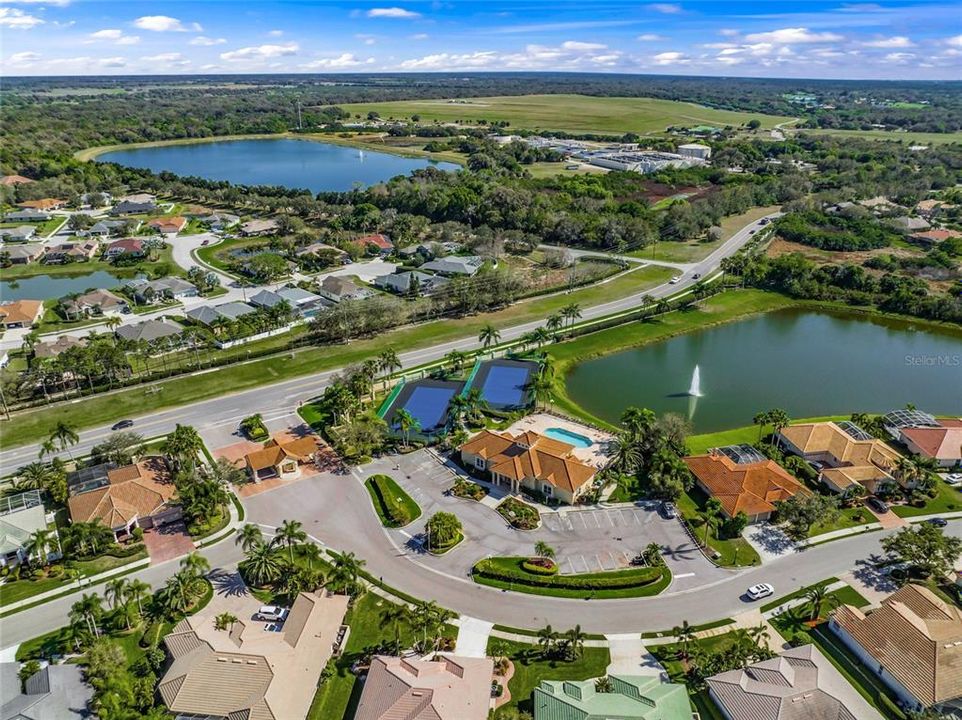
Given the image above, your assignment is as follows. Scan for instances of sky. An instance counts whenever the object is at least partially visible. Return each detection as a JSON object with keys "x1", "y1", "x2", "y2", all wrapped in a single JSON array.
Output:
[{"x1": 2, "y1": 0, "x2": 961, "y2": 80}]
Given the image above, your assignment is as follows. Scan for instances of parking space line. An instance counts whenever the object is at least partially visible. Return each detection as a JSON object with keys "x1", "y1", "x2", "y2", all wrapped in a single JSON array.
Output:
[
  {"x1": 580, "y1": 555, "x2": 591, "y2": 573},
  {"x1": 592, "y1": 512, "x2": 601, "y2": 528},
  {"x1": 564, "y1": 515, "x2": 575, "y2": 531},
  {"x1": 564, "y1": 557, "x2": 576, "y2": 575},
  {"x1": 606, "y1": 513, "x2": 615, "y2": 527}
]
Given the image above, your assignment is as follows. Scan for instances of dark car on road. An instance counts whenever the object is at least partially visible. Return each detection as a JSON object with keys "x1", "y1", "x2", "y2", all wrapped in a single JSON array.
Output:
[
  {"x1": 661, "y1": 501, "x2": 677, "y2": 519},
  {"x1": 927, "y1": 517, "x2": 948, "y2": 527},
  {"x1": 112, "y1": 419, "x2": 134, "y2": 430},
  {"x1": 867, "y1": 496, "x2": 889, "y2": 514}
]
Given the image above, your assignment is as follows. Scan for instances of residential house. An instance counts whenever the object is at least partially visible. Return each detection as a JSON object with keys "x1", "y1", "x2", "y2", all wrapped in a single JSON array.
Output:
[
  {"x1": 17, "y1": 198, "x2": 65, "y2": 211},
  {"x1": 910, "y1": 228, "x2": 962, "y2": 245},
  {"x1": 777, "y1": 421, "x2": 903, "y2": 495},
  {"x1": 0, "y1": 226, "x2": 37, "y2": 243},
  {"x1": 109, "y1": 200, "x2": 157, "y2": 216},
  {"x1": 197, "y1": 212, "x2": 240, "y2": 231},
  {"x1": 116, "y1": 192, "x2": 156, "y2": 204},
  {"x1": 148, "y1": 216, "x2": 188, "y2": 234},
  {"x1": 460, "y1": 429, "x2": 598, "y2": 504},
  {"x1": 0, "y1": 174, "x2": 34, "y2": 185},
  {"x1": 186, "y1": 301, "x2": 257, "y2": 327},
  {"x1": 421, "y1": 255, "x2": 485, "y2": 276},
  {"x1": 103, "y1": 238, "x2": 145, "y2": 259},
  {"x1": 43, "y1": 240, "x2": 100, "y2": 264},
  {"x1": 239, "y1": 218, "x2": 280, "y2": 236},
  {"x1": 355, "y1": 655, "x2": 494, "y2": 720},
  {"x1": 683, "y1": 445, "x2": 809, "y2": 523},
  {"x1": 296, "y1": 242, "x2": 349, "y2": 264},
  {"x1": 276, "y1": 286, "x2": 329, "y2": 317},
  {"x1": 0, "y1": 300, "x2": 44, "y2": 329},
  {"x1": 887, "y1": 215, "x2": 931, "y2": 233},
  {"x1": 159, "y1": 590, "x2": 348, "y2": 720},
  {"x1": 0, "y1": 490, "x2": 59, "y2": 568},
  {"x1": 244, "y1": 434, "x2": 324, "y2": 482},
  {"x1": 0, "y1": 661, "x2": 93, "y2": 720},
  {"x1": 34, "y1": 335, "x2": 84, "y2": 360},
  {"x1": 4, "y1": 244, "x2": 45, "y2": 265},
  {"x1": 915, "y1": 199, "x2": 949, "y2": 217},
  {"x1": 351, "y1": 233, "x2": 393, "y2": 255},
  {"x1": 706, "y1": 644, "x2": 881, "y2": 720},
  {"x1": 375, "y1": 270, "x2": 449, "y2": 296},
  {"x1": 67, "y1": 457, "x2": 180, "y2": 538},
  {"x1": 60, "y1": 289, "x2": 129, "y2": 320},
  {"x1": 82, "y1": 219, "x2": 136, "y2": 237},
  {"x1": 535, "y1": 675, "x2": 693, "y2": 720},
  {"x1": 899, "y1": 419, "x2": 962, "y2": 469},
  {"x1": 125, "y1": 276, "x2": 198, "y2": 304},
  {"x1": 115, "y1": 318, "x2": 185, "y2": 344},
  {"x1": 397, "y1": 242, "x2": 436, "y2": 261},
  {"x1": 831, "y1": 584, "x2": 962, "y2": 715},
  {"x1": 317, "y1": 275, "x2": 369, "y2": 303},
  {"x1": 3, "y1": 209, "x2": 49, "y2": 222},
  {"x1": 78, "y1": 191, "x2": 112, "y2": 208}
]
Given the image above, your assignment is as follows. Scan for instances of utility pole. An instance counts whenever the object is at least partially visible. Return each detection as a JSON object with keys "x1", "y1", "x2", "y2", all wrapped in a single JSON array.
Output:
[{"x1": 295, "y1": 100, "x2": 303, "y2": 131}]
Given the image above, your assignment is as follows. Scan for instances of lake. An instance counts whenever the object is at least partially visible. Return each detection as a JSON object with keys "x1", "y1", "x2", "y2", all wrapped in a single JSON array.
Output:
[
  {"x1": 0, "y1": 271, "x2": 125, "y2": 301},
  {"x1": 564, "y1": 309, "x2": 962, "y2": 433},
  {"x1": 97, "y1": 138, "x2": 460, "y2": 192}
]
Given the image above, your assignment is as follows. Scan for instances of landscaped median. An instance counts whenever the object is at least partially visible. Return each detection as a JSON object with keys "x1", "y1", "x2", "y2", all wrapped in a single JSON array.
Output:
[
  {"x1": 472, "y1": 556, "x2": 671, "y2": 599},
  {"x1": 365, "y1": 474, "x2": 422, "y2": 528}
]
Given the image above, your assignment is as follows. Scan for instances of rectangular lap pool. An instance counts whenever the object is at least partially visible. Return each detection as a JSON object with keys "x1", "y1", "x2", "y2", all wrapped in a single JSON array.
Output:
[
  {"x1": 383, "y1": 379, "x2": 464, "y2": 435},
  {"x1": 469, "y1": 359, "x2": 540, "y2": 411}
]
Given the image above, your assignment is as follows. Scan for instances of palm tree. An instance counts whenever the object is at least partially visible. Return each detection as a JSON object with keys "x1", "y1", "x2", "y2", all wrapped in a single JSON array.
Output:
[
  {"x1": 215, "y1": 612, "x2": 239, "y2": 632},
  {"x1": 378, "y1": 348, "x2": 402, "y2": 380},
  {"x1": 274, "y1": 519, "x2": 307, "y2": 563},
  {"x1": 528, "y1": 375, "x2": 553, "y2": 410},
  {"x1": 180, "y1": 551, "x2": 211, "y2": 581},
  {"x1": 704, "y1": 497, "x2": 723, "y2": 548},
  {"x1": 50, "y1": 421, "x2": 79, "y2": 460},
  {"x1": 561, "y1": 303, "x2": 582, "y2": 329},
  {"x1": 394, "y1": 408, "x2": 420, "y2": 448},
  {"x1": 595, "y1": 676, "x2": 614, "y2": 693},
  {"x1": 534, "y1": 541, "x2": 555, "y2": 561},
  {"x1": 69, "y1": 593, "x2": 103, "y2": 637},
  {"x1": 16, "y1": 462, "x2": 51, "y2": 492},
  {"x1": 753, "y1": 410, "x2": 771, "y2": 444},
  {"x1": 162, "y1": 424, "x2": 204, "y2": 472},
  {"x1": 161, "y1": 571, "x2": 197, "y2": 615},
  {"x1": 609, "y1": 432, "x2": 642, "y2": 475},
  {"x1": 425, "y1": 511, "x2": 461, "y2": 551},
  {"x1": 330, "y1": 551, "x2": 365, "y2": 590},
  {"x1": 537, "y1": 624, "x2": 556, "y2": 657},
  {"x1": 767, "y1": 409, "x2": 790, "y2": 445},
  {"x1": 105, "y1": 578, "x2": 128, "y2": 611},
  {"x1": 447, "y1": 394, "x2": 470, "y2": 429},
  {"x1": 125, "y1": 579, "x2": 151, "y2": 619},
  {"x1": 243, "y1": 541, "x2": 283, "y2": 587},
  {"x1": 38, "y1": 439, "x2": 58, "y2": 461},
  {"x1": 545, "y1": 313, "x2": 564, "y2": 337},
  {"x1": 478, "y1": 324, "x2": 501, "y2": 350},
  {"x1": 532, "y1": 326, "x2": 552, "y2": 348},
  {"x1": 803, "y1": 585, "x2": 839, "y2": 621},
  {"x1": 384, "y1": 602, "x2": 413, "y2": 655},
  {"x1": 300, "y1": 542, "x2": 323, "y2": 570},
  {"x1": 565, "y1": 625, "x2": 586, "y2": 658},
  {"x1": 672, "y1": 620, "x2": 696, "y2": 660},
  {"x1": 444, "y1": 349, "x2": 468, "y2": 373},
  {"x1": 620, "y1": 406, "x2": 656, "y2": 439},
  {"x1": 25, "y1": 528, "x2": 53, "y2": 567}
]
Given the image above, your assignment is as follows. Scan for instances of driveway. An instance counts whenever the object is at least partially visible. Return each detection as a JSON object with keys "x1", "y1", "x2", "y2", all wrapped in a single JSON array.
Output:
[{"x1": 143, "y1": 521, "x2": 196, "y2": 565}]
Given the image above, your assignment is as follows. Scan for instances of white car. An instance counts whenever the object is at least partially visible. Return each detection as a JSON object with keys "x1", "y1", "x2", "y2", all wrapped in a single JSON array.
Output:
[
  {"x1": 944, "y1": 473, "x2": 962, "y2": 486},
  {"x1": 669, "y1": 276, "x2": 681, "y2": 284},
  {"x1": 255, "y1": 606, "x2": 289, "y2": 622},
  {"x1": 746, "y1": 583, "x2": 775, "y2": 601}
]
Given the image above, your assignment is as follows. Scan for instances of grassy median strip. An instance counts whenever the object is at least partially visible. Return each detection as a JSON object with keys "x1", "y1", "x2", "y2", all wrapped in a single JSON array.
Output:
[
  {"x1": 473, "y1": 556, "x2": 670, "y2": 599},
  {"x1": 365, "y1": 474, "x2": 422, "y2": 528}
]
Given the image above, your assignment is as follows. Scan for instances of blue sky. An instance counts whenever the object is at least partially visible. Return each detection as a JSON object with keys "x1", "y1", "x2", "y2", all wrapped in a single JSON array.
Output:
[{"x1": 2, "y1": 1, "x2": 960, "y2": 79}]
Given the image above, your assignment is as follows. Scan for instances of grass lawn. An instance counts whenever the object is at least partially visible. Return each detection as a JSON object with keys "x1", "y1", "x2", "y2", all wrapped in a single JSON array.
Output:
[
  {"x1": 3, "y1": 265, "x2": 671, "y2": 448},
  {"x1": 341, "y1": 94, "x2": 793, "y2": 135},
  {"x1": 803, "y1": 127, "x2": 962, "y2": 145},
  {"x1": 892, "y1": 478, "x2": 962, "y2": 518},
  {"x1": 676, "y1": 486, "x2": 760, "y2": 567},
  {"x1": 809, "y1": 506, "x2": 873, "y2": 537},
  {"x1": 760, "y1": 577, "x2": 844, "y2": 612},
  {"x1": 768, "y1": 585, "x2": 869, "y2": 643},
  {"x1": 488, "y1": 638, "x2": 610, "y2": 717},
  {"x1": 0, "y1": 550, "x2": 148, "y2": 607},
  {"x1": 473, "y1": 556, "x2": 671, "y2": 599},
  {"x1": 365, "y1": 474, "x2": 422, "y2": 528}
]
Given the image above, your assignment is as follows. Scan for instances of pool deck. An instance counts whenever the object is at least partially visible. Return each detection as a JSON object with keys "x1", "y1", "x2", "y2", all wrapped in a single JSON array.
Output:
[{"x1": 506, "y1": 412, "x2": 614, "y2": 468}]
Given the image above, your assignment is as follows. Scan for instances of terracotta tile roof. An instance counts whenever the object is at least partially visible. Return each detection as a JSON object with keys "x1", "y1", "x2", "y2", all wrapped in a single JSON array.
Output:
[
  {"x1": 833, "y1": 584, "x2": 962, "y2": 707},
  {"x1": 148, "y1": 216, "x2": 188, "y2": 232},
  {"x1": 353, "y1": 233, "x2": 393, "y2": 251},
  {"x1": 778, "y1": 422, "x2": 901, "y2": 489},
  {"x1": 902, "y1": 426, "x2": 962, "y2": 462},
  {"x1": 245, "y1": 436, "x2": 321, "y2": 472},
  {"x1": 67, "y1": 457, "x2": 175, "y2": 529},
  {"x1": 461, "y1": 429, "x2": 596, "y2": 494},
  {"x1": 0, "y1": 300, "x2": 43, "y2": 326},
  {"x1": 683, "y1": 452, "x2": 809, "y2": 518},
  {"x1": 912, "y1": 229, "x2": 962, "y2": 243}
]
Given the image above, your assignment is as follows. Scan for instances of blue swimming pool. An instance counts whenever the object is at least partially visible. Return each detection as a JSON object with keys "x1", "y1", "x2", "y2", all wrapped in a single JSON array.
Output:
[
  {"x1": 394, "y1": 384, "x2": 459, "y2": 432},
  {"x1": 544, "y1": 427, "x2": 593, "y2": 448}
]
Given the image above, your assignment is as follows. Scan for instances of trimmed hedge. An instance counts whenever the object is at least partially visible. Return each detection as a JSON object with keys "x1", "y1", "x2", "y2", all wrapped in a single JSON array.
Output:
[
  {"x1": 366, "y1": 474, "x2": 421, "y2": 528},
  {"x1": 474, "y1": 557, "x2": 662, "y2": 591},
  {"x1": 522, "y1": 559, "x2": 558, "y2": 576}
]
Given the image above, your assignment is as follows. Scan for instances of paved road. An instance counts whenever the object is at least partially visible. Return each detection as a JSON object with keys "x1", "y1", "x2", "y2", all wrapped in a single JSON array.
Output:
[{"x1": 0, "y1": 212, "x2": 777, "y2": 470}]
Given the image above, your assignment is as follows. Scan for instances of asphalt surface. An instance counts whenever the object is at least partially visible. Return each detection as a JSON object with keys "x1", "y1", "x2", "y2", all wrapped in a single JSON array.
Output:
[{"x1": 0, "y1": 212, "x2": 778, "y2": 470}]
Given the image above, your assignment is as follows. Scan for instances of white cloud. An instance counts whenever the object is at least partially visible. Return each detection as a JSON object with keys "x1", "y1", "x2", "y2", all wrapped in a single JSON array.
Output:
[
  {"x1": 652, "y1": 50, "x2": 688, "y2": 64},
  {"x1": 862, "y1": 36, "x2": 913, "y2": 48},
  {"x1": 220, "y1": 42, "x2": 299, "y2": 62},
  {"x1": 367, "y1": 7, "x2": 420, "y2": 18},
  {"x1": 268, "y1": 29, "x2": 283, "y2": 36},
  {"x1": 399, "y1": 51, "x2": 498, "y2": 69},
  {"x1": 190, "y1": 36, "x2": 226, "y2": 46},
  {"x1": 7, "y1": 51, "x2": 39, "y2": 65},
  {"x1": 355, "y1": 34, "x2": 377, "y2": 45},
  {"x1": 142, "y1": 52, "x2": 191, "y2": 68},
  {"x1": 719, "y1": 28, "x2": 739, "y2": 37},
  {"x1": 946, "y1": 35, "x2": 962, "y2": 47},
  {"x1": 87, "y1": 28, "x2": 140, "y2": 45},
  {"x1": 647, "y1": 3, "x2": 682, "y2": 13},
  {"x1": 98, "y1": 56, "x2": 127, "y2": 68},
  {"x1": 301, "y1": 53, "x2": 374, "y2": 69},
  {"x1": 0, "y1": 8, "x2": 43, "y2": 28},
  {"x1": 884, "y1": 52, "x2": 915, "y2": 63},
  {"x1": 133, "y1": 15, "x2": 202, "y2": 32},
  {"x1": 561, "y1": 40, "x2": 606, "y2": 51},
  {"x1": 636, "y1": 33, "x2": 664, "y2": 41},
  {"x1": 408, "y1": 33, "x2": 429, "y2": 40},
  {"x1": 744, "y1": 27, "x2": 843, "y2": 44},
  {"x1": 398, "y1": 41, "x2": 625, "y2": 71}
]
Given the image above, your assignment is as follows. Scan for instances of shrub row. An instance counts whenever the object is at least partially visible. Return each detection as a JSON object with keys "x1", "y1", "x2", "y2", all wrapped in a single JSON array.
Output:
[
  {"x1": 474, "y1": 558, "x2": 662, "y2": 591},
  {"x1": 521, "y1": 559, "x2": 559, "y2": 576},
  {"x1": 368, "y1": 474, "x2": 416, "y2": 527},
  {"x1": 101, "y1": 543, "x2": 146, "y2": 559}
]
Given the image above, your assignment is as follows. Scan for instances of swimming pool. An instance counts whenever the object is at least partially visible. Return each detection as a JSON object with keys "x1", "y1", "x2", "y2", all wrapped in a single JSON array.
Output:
[
  {"x1": 470, "y1": 359, "x2": 539, "y2": 410},
  {"x1": 544, "y1": 427, "x2": 593, "y2": 449}
]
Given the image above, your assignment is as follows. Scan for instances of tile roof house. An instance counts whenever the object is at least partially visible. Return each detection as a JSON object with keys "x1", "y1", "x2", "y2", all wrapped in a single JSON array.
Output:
[
  {"x1": 534, "y1": 674, "x2": 693, "y2": 720},
  {"x1": 706, "y1": 644, "x2": 881, "y2": 720},
  {"x1": 317, "y1": 275, "x2": 370, "y2": 303},
  {"x1": 296, "y1": 242, "x2": 349, "y2": 263},
  {"x1": 43, "y1": 240, "x2": 100, "y2": 264},
  {"x1": 5, "y1": 244, "x2": 45, "y2": 265},
  {"x1": 0, "y1": 300, "x2": 44, "y2": 329},
  {"x1": 67, "y1": 457, "x2": 179, "y2": 537},
  {"x1": 109, "y1": 200, "x2": 157, "y2": 216},
  {"x1": 115, "y1": 318, "x2": 185, "y2": 344},
  {"x1": 103, "y1": 238, "x2": 145, "y2": 259},
  {"x1": 831, "y1": 584, "x2": 962, "y2": 714},
  {"x1": 186, "y1": 301, "x2": 257, "y2": 327},
  {"x1": 900, "y1": 421, "x2": 962, "y2": 468},
  {"x1": 421, "y1": 255, "x2": 485, "y2": 276},
  {"x1": 887, "y1": 216, "x2": 931, "y2": 233},
  {"x1": 911, "y1": 229, "x2": 962, "y2": 245},
  {"x1": 159, "y1": 589, "x2": 348, "y2": 720},
  {"x1": 777, "y1": 422, "x2": 904, "y2": 495},
  {"x1": 3, "y1": 209, "x2": 50, "y2": 222},
  {"x1": 0, "y1": 661, "x2": 93, "y2": 720},
  {"x1": 375, "y1": 270, "x2": 449, "y2": 296},
  {"x1": 34, "y1": 335, "x2": 84, "y2": 359},
  {"x1": 683, "y1": 447, "x2": 809, "y2": 522},
  {"x1": 0, "y1": 490, "x2": 56, "y2": 568},
  {"x1": 148, "y1": 216, "x2": 188, "y2": 234},
  {"x1": 460, "y1": 429, "x2": 598, "y2": 504},
  {"x1": 351, "y1": 233, "x2": 393, "y2": 254},
  {"x1": 125, "y1": 276, "x2": 198, "y2": 303},
  {"x1": 83, "y1": 219, "x2": 134, "y2": 237},
  {"x1": 60, "y1": 289, "x2": 128, "y2": 319},
  {"x1": 18, "y1": 198, "x2": 65, "y2": 211},
  {"x1": 197, "y1": 212, "x2": 240, "y2": 230},
  {"x1": 0, "y1": 225, "x2": 37, "y2": 242},
  {"x1": 239, "y1": 218, "x2": 280, "y2": 236},
  {"x1": 245, "y1": 435, "x2": 324, "y2": 482},
  {"x1": 354, "y1": 654, "x2": 494, "y2": 720}
]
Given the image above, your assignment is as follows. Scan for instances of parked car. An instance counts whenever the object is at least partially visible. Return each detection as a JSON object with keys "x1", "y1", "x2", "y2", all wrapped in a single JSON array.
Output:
[
  {"x1": 112, "y1": 419, "x2": 134, "y2": 430},
  {"x1": 629, "y1": 554, "x2": 647, "y2": 566},
  {"x1": 669, "y1": 276, "x2": 681, "y2": 284},
  {"x1": 201, "y1": 239, "x2": 210, "y2": 246},
  {"x1": 746, "y1": 583, "x2": 775, "y2": 601},
  {"x1": 944, "y1": 473, "x2": 962, "y2": 486},
  {"x1": 255, "y1": 606, "x2": 289, "y2": 622},
  {"x1": 867, "y1": 496, "x2": 890, "y2": 514},
  {"x1": 692, "y1": 273, "x2": 701, "y2": 280},
  {"x1": 661, "y1": 501, "x2": 677, "y2": 519},
  {"x1": 926, "y1": 517, "x2": 948, "y2": 527}
]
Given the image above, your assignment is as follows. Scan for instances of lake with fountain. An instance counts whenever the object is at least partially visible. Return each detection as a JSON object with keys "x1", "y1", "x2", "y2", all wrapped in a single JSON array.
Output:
[
  {"x1": 97, "y1": 138, "x2": 460, "y2": 193},
  {"x1": 563, "y1": 308, "x2": 962, "y2": 433}
]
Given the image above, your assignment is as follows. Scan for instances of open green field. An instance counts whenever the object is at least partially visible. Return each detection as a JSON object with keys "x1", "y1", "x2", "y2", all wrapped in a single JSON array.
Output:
[
  {"x1": 801, "y1": 127, "x2": 962, "y2": 145},
  {"x1": 342, "y1": 94, "x2": 794, "y2": 135}
]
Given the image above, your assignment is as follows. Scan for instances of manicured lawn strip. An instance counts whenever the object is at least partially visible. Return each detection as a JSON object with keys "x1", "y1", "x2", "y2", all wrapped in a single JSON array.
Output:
[
  {"x1": 640, "y1": 617, "x2": 735, "y2": 639},
  {"x1": 364, "y1": 474, "x2": 421, "y2": 528},
  {"x1": 759, "y1": 577, "x2": 842, "y2": 613},
  {"x1": 0, "y1": 550, "x2": 148, "y2": 606},
  {"x1": 3, "y1": 265, "x2": 671, "y2": 448},
  {"x1": 473, "y1": 556, "x2": 670, "y2": 599},
  {"x1": 489, "y1": 638, "x2": 610, "y2": 717},
  {"x1": 809, "y1": 506, "x2": 873, "y2": 537},
  {"x1": 676, "y1": 486, "x2": 760, "y2": 567},
  {"x1": 491, "y1": 624, "x2": 607, "y2": 641},
  {"x1": 892, "y1": 478, "x2": 962, "y2": 517},
  {"x1": 687, "y1": 414, "x2": 848, "y2": 455}
]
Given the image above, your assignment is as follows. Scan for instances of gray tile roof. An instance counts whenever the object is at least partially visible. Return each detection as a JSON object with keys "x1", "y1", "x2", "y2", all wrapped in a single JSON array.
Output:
[
  {"x1": 0, "y1": 662, "x2": 93, "y2": 719},
  {"x1": 116, "y1": 318, "x2": 184, "y2": 343},
  {"x1": 420, "y1": 255, "x2": 484, "y2": 276}
]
